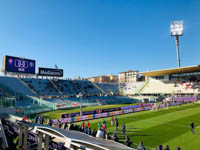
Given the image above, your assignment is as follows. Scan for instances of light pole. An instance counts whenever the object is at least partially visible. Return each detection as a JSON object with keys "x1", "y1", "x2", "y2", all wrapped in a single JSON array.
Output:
[
  {"x1": 170, "y1": 21, "x2": 184, "y2": 68},
  {"x1": 78, "y1": 92, "x2": 83, "y2": 116}
]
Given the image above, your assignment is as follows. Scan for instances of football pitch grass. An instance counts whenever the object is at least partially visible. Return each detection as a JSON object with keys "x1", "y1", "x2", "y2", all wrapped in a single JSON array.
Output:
[
  {"x1": 41, "y1": 103, "x2": 200, "y2": 149},
  {"x1": 80, "y1": 103, "x2": 200, "y2": 150}
]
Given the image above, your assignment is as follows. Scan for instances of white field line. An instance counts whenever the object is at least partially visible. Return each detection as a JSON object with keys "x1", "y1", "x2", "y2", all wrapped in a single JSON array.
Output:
[{"x1": 195, "y1": 126, "x2": 200, "y2": 129}]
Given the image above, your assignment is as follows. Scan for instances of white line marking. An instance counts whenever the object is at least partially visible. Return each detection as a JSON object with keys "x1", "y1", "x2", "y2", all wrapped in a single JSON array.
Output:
[{"x1": 195, "y1": 126, "x2": 200, "y2": 129}]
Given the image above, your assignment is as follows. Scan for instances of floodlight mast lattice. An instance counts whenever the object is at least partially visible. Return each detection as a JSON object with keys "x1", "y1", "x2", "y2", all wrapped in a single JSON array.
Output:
[{"x1": 170, "y1": 21, "x2": 184, "y2": 68}]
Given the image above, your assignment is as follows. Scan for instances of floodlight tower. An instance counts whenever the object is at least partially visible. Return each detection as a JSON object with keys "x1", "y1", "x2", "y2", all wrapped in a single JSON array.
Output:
[{"x1": 170, "y1": 21, "x2": 184, "y2": 68}]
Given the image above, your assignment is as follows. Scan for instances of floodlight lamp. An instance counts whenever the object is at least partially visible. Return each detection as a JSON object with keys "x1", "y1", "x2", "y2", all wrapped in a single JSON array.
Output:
[{"x1": 170, "y1": 21, "x2": 184, "y2": 36}]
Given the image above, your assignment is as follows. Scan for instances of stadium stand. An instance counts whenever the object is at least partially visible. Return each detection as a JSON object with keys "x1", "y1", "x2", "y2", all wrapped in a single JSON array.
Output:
[
  {"x1": 21, "y1": 78, "x2": 61, "y2": 96},
  {"x1": 0, "y1": 76, "x2": 36, "y2": 96},
  {"x1": 22, "y1": 78, "x2": 102, "y2": 97},
  {"x1": 0, "y1": 88, "x2": 10, "y2": 97},
  {"x1": 173, "y1": 77, "x2": 200, "y2": 94},
  {"x1": 120, "y1": 82, "x2": 145, "y2": 95},
  {"x1": 96, "y1": 82, "x2": 120, "y2": 95},
  {"x1": 50, "y1": 79, "x2": 79, "y2": 96},
  {"x1": 73, "y1": 80, "x2": 101, "y2": 96},
  {"x1": 139, "y1": 65, "x2": 200, "y2": 96},
  {"x1": 140, "y1": 79, "x2": 174, "y2": 94}
]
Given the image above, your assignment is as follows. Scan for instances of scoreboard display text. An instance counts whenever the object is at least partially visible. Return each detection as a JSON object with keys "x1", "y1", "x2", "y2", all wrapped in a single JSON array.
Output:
[{"x1": 3, "y1": 55, "x2": 36, "y2": 74}]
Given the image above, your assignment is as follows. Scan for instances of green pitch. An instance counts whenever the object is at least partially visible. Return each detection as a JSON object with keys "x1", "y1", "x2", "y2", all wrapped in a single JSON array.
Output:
[
  {"x1": 40, "y1": 103, "x2": 200, "y2": 149},
  {"x1": 80, "y1": 103, "x2": 200, "y2": 150}
]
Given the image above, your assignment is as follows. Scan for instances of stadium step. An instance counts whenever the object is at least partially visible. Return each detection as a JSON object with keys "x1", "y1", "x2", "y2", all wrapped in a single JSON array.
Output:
[
  {"x1": 18, "y1": 78, "x2": 39, "y2": 97},
  {"x1": 91, "y1": 82, "x2": 106, "y2": 95},
  {"x1": 49, "y1": 79, "x2": 64, "y2": 96},
  {"x1": 136, "y1": 77, "x2": 149, "y2": 94},
  {"x1": 118, "y1": 82, "x2": 122, "y2": 95}
]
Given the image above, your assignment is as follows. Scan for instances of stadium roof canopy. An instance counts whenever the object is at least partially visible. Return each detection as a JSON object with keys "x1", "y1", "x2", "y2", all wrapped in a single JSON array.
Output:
[{"x1": 140, "y1": 65, "x2": 200, "y2": 77}]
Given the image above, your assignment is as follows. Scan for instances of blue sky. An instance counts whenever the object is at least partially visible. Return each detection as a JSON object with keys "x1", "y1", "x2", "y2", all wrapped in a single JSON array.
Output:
[{"x1": 0, "y1": 0, "x2": 199, "y2": 78}]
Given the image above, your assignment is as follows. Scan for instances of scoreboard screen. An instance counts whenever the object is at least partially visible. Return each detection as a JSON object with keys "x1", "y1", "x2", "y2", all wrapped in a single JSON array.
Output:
[{"x1": 3, "y1": 55, "x2": 36, "y2": 74}]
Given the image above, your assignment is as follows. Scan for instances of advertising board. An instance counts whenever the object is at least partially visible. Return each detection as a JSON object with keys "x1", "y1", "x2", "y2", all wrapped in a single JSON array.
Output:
[{"x1": 38, "y1": 67, "x2": 63, "y2": 77}]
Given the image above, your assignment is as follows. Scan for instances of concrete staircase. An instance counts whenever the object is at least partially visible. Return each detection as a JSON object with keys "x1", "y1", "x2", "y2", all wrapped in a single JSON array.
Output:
[
  {"x1": 49, "y1": 79, "x2": 64, "y2": 96},
  {"x1": 137, "y1": 78, "x2": 149, "y2": 94},
  {"x1": 91, "y1": 82, "x2": 106, "y2": 95},
  {"x1": 18, "y1": 78, "x2": 38, "y2": 97}
]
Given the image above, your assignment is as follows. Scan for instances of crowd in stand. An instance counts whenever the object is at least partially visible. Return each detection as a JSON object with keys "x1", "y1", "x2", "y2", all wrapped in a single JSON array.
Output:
[{"x1": 23, "y1": 78, "x2": 102, "y2": 97}]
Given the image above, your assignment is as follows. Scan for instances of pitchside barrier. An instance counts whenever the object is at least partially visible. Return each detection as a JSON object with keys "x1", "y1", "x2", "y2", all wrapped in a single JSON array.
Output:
[{"x1": 53, "y1": 100, "x2": 197, "y2": 124}]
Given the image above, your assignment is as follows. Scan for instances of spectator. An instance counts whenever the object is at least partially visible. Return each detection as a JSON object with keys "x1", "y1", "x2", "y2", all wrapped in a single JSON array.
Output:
[
  {"x1": 102, "y1": 123, "x2": 106, "y2": 132},
  {"x1": 82, "y1": 122, "x2": 85, "y2": 130},
  {"x1": 116, "y1": 120, "x2": 119, "y2": 131},
  {"x1": 103, "y1": 119, "x2": 106, "y2": 125},
  {"x1": 124, "y1": 135, "x2": 132, "y2": 147},
  {"x1": 34, "y1": 116, "x2": 39, "y2": 124},
  {"x1": 98, "y1": 121, "x2": 101, "y2": 130},
  {"x1": 41, "y1": 117, "x2": 45, "y2": 125},
  {"x1": 96, "y1": 129, "x2": 104, "y2": 138},
  {"x1": 69, "y1": 123, "x2": 75, "y2": 130},
  {"x1": 39, "y1": 116, "x2": 42, "y2": 124},
  {"x1": 64, "y1": 122, "x2": 68, "y2": 129},
  {"x1": 88, "y1": 127, "x2": 91, "y2": 135},
  {"x1": 190, "y1": 121, "x2": 194, "y2": 134},
  {"x1": 122, "y1": 123, "x2": 126, "y2": 135},
  {"x1": 111, "y1": 116, "x2": 114, "y2": 126},
  {"x1": 92, "y1": 128, "x2": 97, "y2": 137},
  {"x1": 177, "y1": 146, "x2": 181, "y2": 150},
  {"x1": 49, "y1": 119, "x2": 53, "y2": 126},
  {"x1": 164, "y1": 145, "x2": 170, "y2": 150},
  {"x1": 114, "y1": 117, "x2": 118, "y2": 126},
  {"x1": 84, "y1": 127, "x2": 88, "y2": 134},
  {"x1": 87, "y1": 121, "x2": 91, "y2": 128},
  {"x1": 137, "y1": 141, "x2": 145, "y2": 150},
  {"x1": 157, "y1": 145, "x2": 163, "y2": 150},
  {"x1": 105, "y1": 133, "x2": 111, "y2": 140},
  {"x1": 112, "y1": 133, "x2": 118, "y2": 142},
  {"x1": 23, "y1": 115, "x2": 27, "y2": 121}
]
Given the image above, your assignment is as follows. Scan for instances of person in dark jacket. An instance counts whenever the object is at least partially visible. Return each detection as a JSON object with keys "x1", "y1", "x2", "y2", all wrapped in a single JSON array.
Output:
[
  {"x1": 49, "y1": 119, "x2": 53, "y2": 126},
  {"x1": 112, "y1": 133, "x2": 118, "y2": 142},
  {"x1": 122, "y1": 123, "x2": 126, "y2": 135},
  {"x1": 190, "y1": 121, "x2": 194, "y2": 134},
  {"x1": 177, "y1": 146, "x2": 181, "y2": 150},
  {"x1": 34, "y1": 116, "x2": 39, "y2": 124},
  {"x1": 92, "y1": 128, "x2": 97, "y2": 137},
  {"x1": 116, "y1": 120, "x2": 119, "y2": 131},
  {"x1": 64, "y1": 122, "x2": 68, "y2": 129},
  {"x1": 157, "y1": 144, "x2": 163, "y2": 150},
  {"x1": 164, "y1": 145, "x2": 170, "y2": 150},
  {"x1": 124, "y1": 135, "x2": 132, "y2": 147}
]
